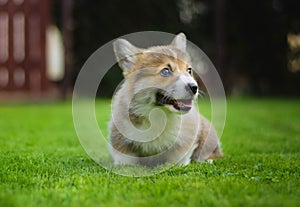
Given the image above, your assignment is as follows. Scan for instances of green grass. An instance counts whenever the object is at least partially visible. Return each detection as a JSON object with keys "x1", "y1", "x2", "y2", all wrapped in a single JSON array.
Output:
[{"x1": 0, "y1": 98, "x2": 300, "y2": 207}]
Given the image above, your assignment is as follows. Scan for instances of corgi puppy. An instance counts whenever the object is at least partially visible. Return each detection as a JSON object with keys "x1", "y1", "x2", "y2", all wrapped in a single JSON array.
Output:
[{"x1": 109, "y1": 33, "x2": 223, "y2": 166}]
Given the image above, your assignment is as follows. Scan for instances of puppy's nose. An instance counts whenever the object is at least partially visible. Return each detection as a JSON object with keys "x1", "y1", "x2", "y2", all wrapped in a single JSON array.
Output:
[{"x1": 188, "y1": 83, "x2": 198, "y2": 95}]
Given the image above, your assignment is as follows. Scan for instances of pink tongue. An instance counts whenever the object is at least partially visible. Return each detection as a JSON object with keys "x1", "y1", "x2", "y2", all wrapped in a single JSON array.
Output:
[{"x1": 176, "y1": 99, "x2": 192, "y2": 108}]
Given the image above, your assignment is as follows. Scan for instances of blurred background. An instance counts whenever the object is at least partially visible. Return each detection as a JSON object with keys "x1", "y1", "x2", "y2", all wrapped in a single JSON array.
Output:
[{"x1": 0, "y1": 0, "x2": 300, "y2": 101}]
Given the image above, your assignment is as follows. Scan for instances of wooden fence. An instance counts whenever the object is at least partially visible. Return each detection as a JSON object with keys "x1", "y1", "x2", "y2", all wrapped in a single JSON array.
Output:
[{"x1": 0, "y1": 0, "x2": 52, "y2": 98}]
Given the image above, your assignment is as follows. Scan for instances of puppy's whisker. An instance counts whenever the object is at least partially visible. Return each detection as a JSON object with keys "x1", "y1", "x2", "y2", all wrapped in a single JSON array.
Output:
[{"x1": 197, "y1": 89, "x2": 205, "y2": 98}]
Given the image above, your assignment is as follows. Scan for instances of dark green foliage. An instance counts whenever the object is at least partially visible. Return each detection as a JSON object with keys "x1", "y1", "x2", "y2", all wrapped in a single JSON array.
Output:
[{"x1": 51, "y1": 0, "x2": 300, "y2": 96}]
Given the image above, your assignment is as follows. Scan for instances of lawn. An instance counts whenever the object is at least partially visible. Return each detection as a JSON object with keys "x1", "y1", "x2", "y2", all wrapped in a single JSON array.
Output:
[{"x1": 0, "y1": 98, "x2": 299, "y2": 207}]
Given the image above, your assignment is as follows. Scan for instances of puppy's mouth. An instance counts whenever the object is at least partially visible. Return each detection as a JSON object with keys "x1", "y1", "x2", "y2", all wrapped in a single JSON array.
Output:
[{"x1": 156, "y1": 91, "x2": 193, "y2": 112}]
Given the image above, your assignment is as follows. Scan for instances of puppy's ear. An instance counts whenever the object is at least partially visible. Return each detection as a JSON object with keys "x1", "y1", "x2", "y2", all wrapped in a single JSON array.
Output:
[
  {"x1": 113, "y1": 39, "x2": 141, "y2": 74},
  {"x1": 171, "y1": 33, "x2": 187, "y2": 52}
]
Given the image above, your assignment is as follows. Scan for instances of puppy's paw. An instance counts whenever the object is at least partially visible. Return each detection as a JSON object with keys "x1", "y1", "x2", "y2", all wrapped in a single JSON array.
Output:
[{"x1": 206, "y1": 159, "x2": 214, "y2": 164}]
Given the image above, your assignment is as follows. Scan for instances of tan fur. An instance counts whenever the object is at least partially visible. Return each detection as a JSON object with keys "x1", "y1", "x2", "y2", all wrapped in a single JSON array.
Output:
[{"x1": 109, "y1": 33, "x2": 223, "y2": 166}]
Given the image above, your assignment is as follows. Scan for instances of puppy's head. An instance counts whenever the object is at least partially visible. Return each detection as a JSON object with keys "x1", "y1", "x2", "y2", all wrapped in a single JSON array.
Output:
[{"x1": 113, "y1": 33, "x2": 198, "y2": 114}]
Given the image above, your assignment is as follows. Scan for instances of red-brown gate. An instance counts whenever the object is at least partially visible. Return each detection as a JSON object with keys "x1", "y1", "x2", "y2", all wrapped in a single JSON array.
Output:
[{"x1": 0, "y1": 0, "x2": 53, "y2": 100}]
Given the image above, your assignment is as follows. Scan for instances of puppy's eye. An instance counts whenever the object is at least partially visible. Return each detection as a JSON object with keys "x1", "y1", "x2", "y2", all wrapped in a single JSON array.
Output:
[
  {"x1": 160, "y1": 68, "x2": 173, "y2": 77},
  {"x1": 187, "y1": 68, "x2": 192, "y2": 75}
]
